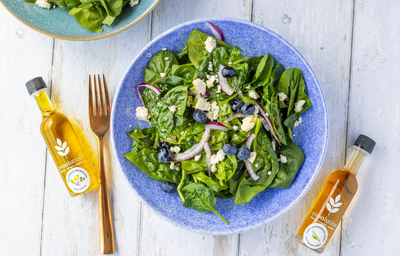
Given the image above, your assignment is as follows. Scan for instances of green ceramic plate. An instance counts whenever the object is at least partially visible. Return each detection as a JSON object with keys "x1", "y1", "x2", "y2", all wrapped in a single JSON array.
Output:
[{"x1": 1, "y1": 0, "x2": 161, "y2": 41}]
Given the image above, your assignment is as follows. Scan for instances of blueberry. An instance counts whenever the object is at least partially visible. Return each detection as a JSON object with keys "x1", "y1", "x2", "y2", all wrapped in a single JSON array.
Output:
[
  {"x1": 241, "y1": 103, "x2": 255, "y2": 116},
  {"x1": 222, "y1": 143, "x2": 238, "y2": 155},
  {"x1": 193, "y1": 110, "x2": 207, "y2": 123},
  {"x1": 237, "y1": 146, "x2": 251, "y2": 160},
  {"x1": 160, "y1": 181, "x2": 177, "y2": 193},
  {"x1": 229, "y1": 98, "x2": 244, "y2": 113},
  {"x1": 222, "y1": 66, "x2": 237, "y2": 78},
  {"x1": 158, "y1": 147, "x2": 173, "y2": 163},
  {"x1": 157, "y1": 140, "x2": 170, "y2": 149}
]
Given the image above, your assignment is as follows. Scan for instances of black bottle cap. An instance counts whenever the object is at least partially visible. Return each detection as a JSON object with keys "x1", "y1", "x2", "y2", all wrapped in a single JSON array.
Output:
[
  {"x1": 354, "y1": 134, "x2": 376, "y2": 154},
  {"x1": 25, "y1": 77, "x2": 47, "y2": 96}
]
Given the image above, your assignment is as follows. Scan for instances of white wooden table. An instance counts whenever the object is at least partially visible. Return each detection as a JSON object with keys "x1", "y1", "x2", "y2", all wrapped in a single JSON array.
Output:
[{"x1": 1, "y1": 1, "x2": 398, "y2": 255}]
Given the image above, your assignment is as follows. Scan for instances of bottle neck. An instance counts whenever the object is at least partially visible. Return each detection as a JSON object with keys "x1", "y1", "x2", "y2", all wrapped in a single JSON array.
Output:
[
  {"x1": 344, "y1": 146, "x2": 368, "y2": 175},
  {"x1": 33, "y1": 90, "x2": 55, "y2": 117}
]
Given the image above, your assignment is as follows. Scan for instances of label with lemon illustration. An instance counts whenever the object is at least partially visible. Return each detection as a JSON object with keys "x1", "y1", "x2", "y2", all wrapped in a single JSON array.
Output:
[{"x1": 66, "y1": 167, "x2": 90, "y2": 193}]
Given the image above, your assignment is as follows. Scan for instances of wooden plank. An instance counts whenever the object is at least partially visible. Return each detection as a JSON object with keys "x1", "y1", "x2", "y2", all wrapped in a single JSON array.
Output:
[
  {"x1": 138, "y1": 1, "x2": 251, "y2": 255},
  {"x1": 239, "y1": 1, "x2": 354, "y2": 255},
  {"x1": 39, "y1": 18, "x2": 152, "y2": 256},
  {"x1": 0, "y1": 6, "x2": 54, "y2": 256},
  {"x1": 341, "y1": 0, "x2": 400, "y2": 255}
]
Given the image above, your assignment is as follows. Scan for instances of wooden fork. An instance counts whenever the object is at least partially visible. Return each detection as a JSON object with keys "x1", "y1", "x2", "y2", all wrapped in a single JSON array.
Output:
[{"x1": 89, "y1": 74, "x2": 114, "y2": 254}]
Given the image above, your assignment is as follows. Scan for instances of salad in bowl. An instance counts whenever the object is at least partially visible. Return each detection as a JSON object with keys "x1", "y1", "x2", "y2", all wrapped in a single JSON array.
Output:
[{"x1": 124, "y1": 25, "x2": 312, "y2": 224}]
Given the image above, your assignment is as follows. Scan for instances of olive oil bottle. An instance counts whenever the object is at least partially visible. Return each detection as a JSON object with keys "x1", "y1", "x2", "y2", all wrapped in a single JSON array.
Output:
[
  {"x1": 295, "y1": 135, "x2": 375, "y2": 253},
  {"x1": 26, "y1": 77, "x2": 100, "y2": 197}
]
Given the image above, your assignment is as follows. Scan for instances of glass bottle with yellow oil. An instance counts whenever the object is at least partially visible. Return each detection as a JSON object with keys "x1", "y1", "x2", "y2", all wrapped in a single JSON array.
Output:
[
  {"x1": 26, "y1": 77, "x2": 100, "y2": 197},
  {"x1": 295, "y1": 135, "x2": 375, "y2": 253}
]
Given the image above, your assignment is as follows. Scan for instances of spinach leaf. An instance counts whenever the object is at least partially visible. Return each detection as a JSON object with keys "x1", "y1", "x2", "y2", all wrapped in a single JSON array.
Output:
[
  {"x1": 69, "y1": 3, "x2": 107, "y2": 33},
  {"x1": 232, "y1": 63, "x2": 249, "y2": 90},
  {"x1": 53, "y1": 0, "x2": 80, "y2": 9},
  {"x1": 227, "y1": 161, "x2": 246, "y2": 195},
  {"x1": 219, "y1": 101, "x2": 241, "y2": 129},
  {"x1": 234, "y1": 131, "x2": 279, "y2": 204},
  {"x1": 176, "y1": 43, "x2": 190, "y2": 64},
  {"x1": 153, "y1": 76, "x2": 187, "y2": 91},
  {"x1": 270, "y1": 139, "x2": 305, "y2": 188},
  {"x1": 181, "y1": 182, "x2": 228, "y2": 224},
  {"x1": 228, "y1": 129, "x2": 252, "y2": 146},
  {"x1": 124, "y1": 127, "x2": 181, "y2": 184},
  {"x1": 211, "y1": 47, "x2": 231, "y2": 68},
  {"x1": 229, "y1": 46, "x2": 247, "y2": 64},
  {"x1": 181, "y1": 155, "x2": 207, "y2": 174},
  {"x1": 277, "y1": 68, "x2": 312, "y2": 128},
  {"x1": 148, "y1": 50, "x2": 179, "y2": 74},
  {"x1": 215, "y1": 155, "x2": 238, "y2": 183},
  {"x1": 250, "y1": 54, "x2": 274, "y2": 85},
  {"x1": 171, "y1": 64, "x2": 196, "y2": 83},
  {"x1": 192, "y1": 172, "x2": 228, "y2": 192},
  {"x1": 208, "y1": 130, "x2": 229, "y2": 151},
  {"x1": 187, "y1": 29, "x2": 232, "y2": 68},
  {"x1": 162, "y1": 86, "x2": 188, "y2": 115},
  {"x1": 144, "y1": 68, "x2": 161, "y2": 84}
]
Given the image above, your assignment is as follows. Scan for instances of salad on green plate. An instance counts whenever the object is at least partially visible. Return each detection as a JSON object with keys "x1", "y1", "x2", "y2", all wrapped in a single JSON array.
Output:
[{"x1": 124, "y1": 25, "x2": 312, "y2": 224}]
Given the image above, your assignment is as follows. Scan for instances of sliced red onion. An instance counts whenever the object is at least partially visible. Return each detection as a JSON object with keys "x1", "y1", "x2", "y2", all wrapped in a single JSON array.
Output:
[
  {"x1": 204, "y1": 92, "x2": 211, "y2": 98},
  {"x1": 204, "y1": 142, "x2": 212, "y2": 176},
  {"x1": 245, "y1": 160, "x2": 260, "y2": 181},
  {"x1": 254, "y1": 102, "x2": 282, "y2": 146},
  {"x1": 137, "y1": 83, "x2": 161, "y2": 105},
  {"x1": 245, "y1": 133, "x2": 256, "y2": 149},
  {"x1": 223, "y1": 112, "x2": 243, "y2": 123},
  {"x1": 174, "y1": 128, "x2": 211, "y2": 162},
  {"x1": 232, "y1": 77, "x2": 243, "y2": 97},
  {"x1": 218, "y1": 65, "x2": 234, "y2": 96},
  {"x1": 206, "y1": 21, "x2": 224, "y2": 41},
  {"x1": 205, "y1": 122, "x2": 229, "y2": 131}
]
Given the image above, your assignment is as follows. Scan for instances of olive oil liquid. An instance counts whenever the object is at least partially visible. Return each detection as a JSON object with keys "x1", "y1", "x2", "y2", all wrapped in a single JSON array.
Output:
[
  {"x1": 35, "y1": 89, "x2": 100, "y2": 197},
  {"x1": 295, "y1": 147, "x2": 367, "y2": 253}
]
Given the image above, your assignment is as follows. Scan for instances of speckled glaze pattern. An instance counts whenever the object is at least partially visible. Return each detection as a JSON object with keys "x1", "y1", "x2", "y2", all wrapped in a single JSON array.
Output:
[
  {"x1": 111, "y1": 18, "x2": 328, "y2": 235},
  {"x1": 1, "y1": 0, "x2": 160, "y2": 41}
]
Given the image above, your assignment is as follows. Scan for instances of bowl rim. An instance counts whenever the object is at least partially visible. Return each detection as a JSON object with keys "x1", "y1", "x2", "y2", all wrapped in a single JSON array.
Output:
[
  {"x1": 110, "y1": 17, "x2": 328, "y2": 235},
  {"x1": 0, "y1": 0, "x2": 161, "y2": 41}
]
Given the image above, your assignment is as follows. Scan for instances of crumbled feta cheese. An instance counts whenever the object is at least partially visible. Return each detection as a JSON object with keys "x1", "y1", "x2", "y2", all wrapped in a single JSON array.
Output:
[
  {"x1": 160, "y1": 72, "x2": 167, "y2": 78},
  {"x1": 136, "y1": 106, "x2": 150, "y2": 122},
  {"x1": 208, "y1": 62, "x2": 213, "y2": 71},
  {"x1": 272, "y1": 140, "x2": 276, "y2": 151},
  {"x1": 249, "y1": 90, "x2": 260, "y2": 100},
  {"x1": 162, "y1": 48, "x2": 167, "y2": 51},
  {"x1": 207, "y1": 101, "x2": 220, "y2": 121},
  {"x1": 205, "y1": 37, "x2": 217, "y2": 53},
  {"x1": 170, "y1": 162, "x2": 180, "y2": 171},
  {"x1": 165, "y1": 57, "x2": 170, "y2": 61},
  {"x1": 170, "y1": 146, "x2": 181, "y2": 154},
  {"x1": 210, "y1": 150, "x2": 225, "y2": 165},
  {"x1": 180, "y1": 131, "x2": 185, "y2": 135},
  {"x1": 245, "y1": 85, "x2": 251, "y2": 90},
  {"x1": 248, "y1": 152, "x2": 257, "y2": 163},
  {"x1": 241, "y1": 115, "x2": 257, "y2": 132},
  {"x1": 267, "y1": 171, "x2": 272, "y2": 175},
  {"x1": 167, "y1": 134, "x2": 177, "y2": 142},
  {"x1": 294, "y1": 117, "x2": 303, "y2": 128},
  {"x1": 253, "y1": 105, "x2": 260, "y2": 116},
  {"x1": 187, "y1": 95, "x2": 194, "y2": 107},
  {"x1": 277, "y1": 92, "x2": 288, "y2": 102},
  {"x1": 168, "y1": 105, "x2": 177, "y2": 113},
  {"x1": 36, "y1": 0, "x2": 51, "y2": 8},
  {"x1": 194, "y1": 96, "x2": 211, "y2": 111},
  {"x1": 206, "y1": 75, "x2": 218, "y2": 88},
  {"x1": 228, "y1": 62, "x2": 232, "y2": 65},
  {"x1": 294, "y1": 100, "x2": 306, "y2": 112},
  {"x1": 193, "y1": 78, "x2": 207, "y2": 94},
  {"x1": 211, "y1": 164, "x2": 217, "y2": 173},
  {"x1": 279, "y1": 155, "x2": 288, "y2": 163},
  {"x1": 216, "y1": 85, "x2": 222, "y2": 93},
  {"x1": 194, "y1": 154, "x2": 202, "y2": 161},
  {"x1": 255, "y1": 163, "x2": 259, "y2": 168},
  {"x1": 233, "y1": 125, "x2": 239, "y2": 131},
  {"x1": 129, "y1": 0, "x2": 139, "y2": 7}
]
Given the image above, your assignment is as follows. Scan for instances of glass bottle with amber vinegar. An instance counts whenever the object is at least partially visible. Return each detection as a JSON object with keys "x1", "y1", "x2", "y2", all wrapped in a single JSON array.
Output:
[
  {"x1": 26, "y1": 77, "x2": 100, "y2": 197},
  {"x1": 295, "y1": 135, "x2": 375, "y2": 253}
]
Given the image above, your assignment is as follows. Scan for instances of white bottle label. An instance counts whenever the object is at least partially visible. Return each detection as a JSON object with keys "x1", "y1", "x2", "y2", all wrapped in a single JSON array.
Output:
[
  {"x1": 66, "y1": 167, "x2": 90, "y2": 193},
  {"x1": 303, "y1": 223, "x2": 328, "y2": 249}
]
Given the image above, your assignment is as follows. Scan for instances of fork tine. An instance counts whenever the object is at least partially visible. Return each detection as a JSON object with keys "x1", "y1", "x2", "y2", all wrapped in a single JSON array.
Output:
[
  {"x1": 94, "y1": 74, "x2": 100, "y2": 116},
  {"x1": 103, "y1": 74, "x2": 110, "y2": 115},
  {"x1": 89, "y1": 75, "x2": 94, "y2": 116},
  {"x1": 98, "y1": 74, "x2": 105, "y2": 116}
]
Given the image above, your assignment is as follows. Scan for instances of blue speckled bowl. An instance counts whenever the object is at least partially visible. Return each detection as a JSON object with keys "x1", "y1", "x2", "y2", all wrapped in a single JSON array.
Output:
[
  {"x1": 1, "y1": 0, "x2": 160, "y2": 41},
  {"x1": 111, "y1": 18, "x2": 328, "y2": 235}
]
